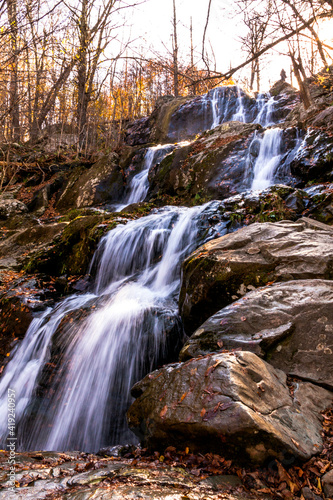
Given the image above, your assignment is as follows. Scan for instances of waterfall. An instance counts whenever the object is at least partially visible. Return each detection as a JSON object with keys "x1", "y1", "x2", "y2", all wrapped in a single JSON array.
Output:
[
  {"x1": 231, "y1": 87, "x2": 246, "y2": 122},
  {"x1": 210, "y1": 87, "x2": 229, "y2": 128},
  {"x1": 126, "y1": 144, "x2": 175, "y2": 205},
  {"x1": 0, "y1": 81, "x2": 301, "y2": 454},
  {"x1": 0, "y1": 204, "x2": 220, "y2": 452},
  {"x1": 251, "y1": 128, "x2": 283, "y2": 190},
  {"x1": 254, "y1": 93, "x2": 276, "y2": 127}
]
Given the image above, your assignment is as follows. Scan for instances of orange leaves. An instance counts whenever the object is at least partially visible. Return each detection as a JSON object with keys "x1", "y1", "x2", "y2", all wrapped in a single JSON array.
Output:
[
  {"x1": 179, "y1": 392, "x2": 188, "y2": 403},
  {"x1": 205, "y1": 359, "x2": 223, "y2": 377},
  {"x1": 159, "y1": 405, "x2": 168, "y2": 420}
]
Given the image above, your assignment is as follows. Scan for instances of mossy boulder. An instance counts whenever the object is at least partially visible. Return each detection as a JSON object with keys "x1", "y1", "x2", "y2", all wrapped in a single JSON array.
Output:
[
  {"x1": 148, "y1": 122, "x2": 261, "y2": 204},
  {"x1": 56, "y1": 153, "x2": 125, "y2": 210},
  {"x1": 24, "y1": 215, "x2": 107, "y2": 276}
]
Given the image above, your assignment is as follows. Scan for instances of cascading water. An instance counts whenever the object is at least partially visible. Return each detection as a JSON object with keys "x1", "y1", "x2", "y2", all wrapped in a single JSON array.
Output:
[
  {"x1": 231, "y1": 86, "x2": 246, "y2": 123},
  {"x1": 126, "y1": 144, "x2": 175, "y2": 205},
  {"x1": 254, "y1": 93, "x2": 276, "y2": 127},
  {"x1": 0, "y1": 203, "x2": 224, "y2": 452},
  {"x1": 251, "y1": 128, "x2": 283, "y2": 190},
  {"x1": 0, "y1": 81, "x2": 302, "y2": 454},
  {"x1": 210, "y1": 87, "x2": 230, "y2": 128}
]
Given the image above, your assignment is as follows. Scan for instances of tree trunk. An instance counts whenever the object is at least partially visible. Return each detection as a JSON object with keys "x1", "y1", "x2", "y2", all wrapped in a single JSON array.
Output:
[
  {"x1": 6, "y1": 0, "x2": 20, "y2": 142},
  {"x1": 172, "y1": 0, "x2": 179, "y2": 97},
  {"x1": 77, "y1": 0, "x2": 89, "y2": 149},
  {"x1": 290, "y1": 53, "x2": 312, "y2": 109}
]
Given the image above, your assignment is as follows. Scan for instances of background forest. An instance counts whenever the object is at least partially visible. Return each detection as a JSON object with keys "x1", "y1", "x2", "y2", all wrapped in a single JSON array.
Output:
[{"x1": 0, "y1": 0, "x2": 332, "y2": 154}]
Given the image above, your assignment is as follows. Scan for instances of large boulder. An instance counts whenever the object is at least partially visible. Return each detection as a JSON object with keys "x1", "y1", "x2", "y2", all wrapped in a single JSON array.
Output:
[
  {"x1": 179, "y1": 279, "x2": 333, "y2": 389},
  {"x1": 179, "y1": 218, "x2": 333, "y2": 334},
  {"x1": 148, "y1": 122, "x2": 261, "y2": 203},
  {"x1": 56, "y1": 153, "x2": 125, "y2": 210},
  {"x1": 128, "y1": 351, "x2": 332, "y2": 464}
]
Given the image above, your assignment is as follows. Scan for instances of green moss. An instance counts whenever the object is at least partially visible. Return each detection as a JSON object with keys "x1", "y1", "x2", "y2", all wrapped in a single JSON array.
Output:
[
  {"x1": 157, "y1": 152, "x2": 175, "y2": 182},
  {"x1": 24, "y1": 215, "x2": 106, "y2": 276},
  {"x1": 156, "y1": 97, "x2": 191, "y2": 141}
]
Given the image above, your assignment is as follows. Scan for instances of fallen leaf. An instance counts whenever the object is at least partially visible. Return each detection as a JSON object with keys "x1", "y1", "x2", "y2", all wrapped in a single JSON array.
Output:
[{"x1": 160, "y1": 405, "x2": 168, "y2": 419}]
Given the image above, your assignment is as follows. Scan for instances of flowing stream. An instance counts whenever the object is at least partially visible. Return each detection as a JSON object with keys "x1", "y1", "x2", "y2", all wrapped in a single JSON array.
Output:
[
  {"x1": 251, "y1": 128, "x2": 284, "y2": 190},
  {"x1": 0, "y1": 203, "x2": 223, "y2": 451},
  {"x1": 0, "y1": 83, "x2": 303, "y2": 452},
  {"x1": 126, "y1": 144, "x2": 175, "y2": 205}
]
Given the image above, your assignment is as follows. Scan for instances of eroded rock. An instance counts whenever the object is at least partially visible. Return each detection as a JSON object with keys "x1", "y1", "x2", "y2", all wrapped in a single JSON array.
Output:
[
  {"x1": 128, "y1": 351, "x2": 332, "y2": 464},
  {"x1": 179, "y1": 218, "x2": 333, "y2": 334},
  {"x1": 179, "y1": 279, "x2": 333, "y2": 389}
]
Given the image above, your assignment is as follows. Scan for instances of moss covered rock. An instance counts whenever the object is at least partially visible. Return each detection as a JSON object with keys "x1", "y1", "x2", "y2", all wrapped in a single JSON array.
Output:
[
  {"x1": 56, "y1": 153, "x2": 124, "y2": 210},
  {"x1": 148, "y1": 122, "x2": 261, "y2": 204},
  {"x1": 24, "y1": 215, "x2": 107, "y2": 276}
]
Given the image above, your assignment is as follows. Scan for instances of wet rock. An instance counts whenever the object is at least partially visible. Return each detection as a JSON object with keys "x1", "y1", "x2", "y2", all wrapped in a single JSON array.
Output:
[
  {"x1": 291, "y1": 129, "x2": 333, "y2": 184},
  {"x1": 179, "y1": 279, "x2": 333, "y2": 389},
  {"x1": 128, "y1": 351, "x2": 332, "y2": 464},
  {"x1": 179, "y1": 218, "x2": 333, "y2": 334},
  {"x1": 148, "y1": 121, "x2": 261, "y2": 203},
  {"x1": 57, "y1": 153, "x2": 124, "y2": 210},
  {"x1": 304, "y1": 184, "x2": 333, "y2": 225}
]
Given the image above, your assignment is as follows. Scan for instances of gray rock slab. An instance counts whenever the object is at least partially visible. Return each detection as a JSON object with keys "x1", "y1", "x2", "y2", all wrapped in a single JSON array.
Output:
[
  {"x1": 180, "y1": 279, "x2": 333, "y2": 389},
  {"x1": 179, "y1": 218, "x2": 333, "y2": 334}
]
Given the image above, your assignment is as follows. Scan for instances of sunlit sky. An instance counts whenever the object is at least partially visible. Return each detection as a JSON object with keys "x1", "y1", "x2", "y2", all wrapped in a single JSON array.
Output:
[
  {"x1": 126, "y1": 0, "x2": 288, "y2": 91},
  {"x1": 122, "y1": 0, "x2": 333, "y2": 92}
]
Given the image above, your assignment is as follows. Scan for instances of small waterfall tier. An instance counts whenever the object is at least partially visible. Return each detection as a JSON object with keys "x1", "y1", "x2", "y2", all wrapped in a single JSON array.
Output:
[{"x1": 167, "y1": 84, "x2": 297, "y2": 142}]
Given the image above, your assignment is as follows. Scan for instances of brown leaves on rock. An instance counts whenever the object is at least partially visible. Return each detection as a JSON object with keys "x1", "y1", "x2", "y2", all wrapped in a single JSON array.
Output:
[{"x1": 204, "y1": 359, "x2": 223, "y2": 377}]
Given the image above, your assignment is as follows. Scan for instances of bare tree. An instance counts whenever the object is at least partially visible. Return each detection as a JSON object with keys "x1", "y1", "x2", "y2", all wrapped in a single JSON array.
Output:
[
  {"x1": 238, "y1": 0, "x2": 272, "y2": 91},
  {"x1": 6, "y1": 0, "x2": 20, "y2": 141},
  {"x1": 172, "y1": 0, "x2": 179, "y2": 96},
  {"x1": 202, "y1": 0, "x2": 212, "y2": 74}
]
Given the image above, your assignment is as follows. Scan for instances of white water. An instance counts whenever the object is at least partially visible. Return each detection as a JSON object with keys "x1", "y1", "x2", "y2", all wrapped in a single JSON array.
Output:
[
  {"x1": 0, "y1": 204, "x2": 212, "y2": 451},
  {"x1": 231, "y1": 86, "x2": 246, "y2": 123},
  {"x1": 251, "y1": 128, "x2": 283, "y2": 190},
  {"x1": 254, "y1": 93, "x2": 276, "y2": 127},
  {"x1": 126, "y1": 144, "x2": 174, "y2": 205},
  {"x1": 211, "y1": 88, "x2": 220, "y2": 128}
]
